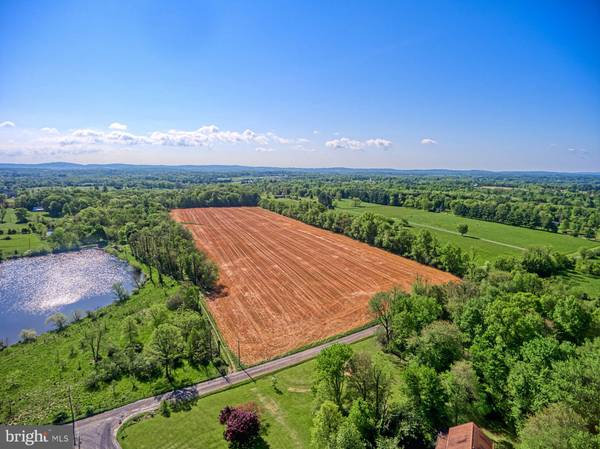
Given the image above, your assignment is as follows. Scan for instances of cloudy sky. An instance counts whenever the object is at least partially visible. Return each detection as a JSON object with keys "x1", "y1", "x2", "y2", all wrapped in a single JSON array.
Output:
[{"x1": 0, "y1": 0, "x2": 599, "y2": 171}]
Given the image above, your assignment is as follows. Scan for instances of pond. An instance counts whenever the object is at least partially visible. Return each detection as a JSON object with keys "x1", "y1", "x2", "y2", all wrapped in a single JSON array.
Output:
[{"x1": 0, "y1": 248, "x2": 143, "y2": 344}]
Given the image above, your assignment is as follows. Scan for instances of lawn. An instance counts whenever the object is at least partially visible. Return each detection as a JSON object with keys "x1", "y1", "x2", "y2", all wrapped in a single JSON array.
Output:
[
  {"x1": 334, "y1": 199, "x2": 598, "y2": 262},
  {"x1": 0, "y1": 208, "x2": 50, "y2": 257},
  {"x1": 0, "y1": 263, "x2": 219, "y2": 425},
  {"x1": 118, "y1": 338, "x2": 384, "y2": 449}
]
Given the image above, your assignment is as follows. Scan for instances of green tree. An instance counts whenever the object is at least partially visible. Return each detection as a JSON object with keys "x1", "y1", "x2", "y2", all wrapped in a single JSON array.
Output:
[
  {"x1": 347, "y1": 352, "x2": 392, "y2": 420},
  {"x1": 347, "y1": 399, "x2": 375, "y2": 444},
  {"x1": 14, "y1": 208, "x2": 28, "y2": 223},
  {"x1": 335, "y1": 420, "x2": 365, "y2": 449},
  {"x1": 506, "y1": 336, "x2": 571, "y2": 427},
  {"x1": 369, "y1": 291, "x2": 396, "y2": 346},
  {"x1": 550, "y1": 338, "x2": 600, "y2": 431},
  {"x1": 311, "y1": 401, "x2": 343, "y2": 449},
  {"x1": 457, "y1": 223, "x2": 468, "y2": 236},
  {"x1": 314, "y1": 344, "x2": 354, "y2": 408},
  {"x1": 518, "y1": 403, "x2": 598, "y2": 449},
  {"x1": 112, "y1": 282, "x2": 130, "y2": 302},
  {"x1": 552, "y1": 297, "x2": 590, "y2": 343},
  {"x1": 391, "y1": 294, "x2": 442, "y2": 351},
  {"x1": 121, "y1": 316, "x2": 140, "y2": 348},
  {"x1": 401, "y1": 362, "x2": 448, "y2": 433},
  {"x1": 442, "y1": 360, "x2": 482, "y2": 426},
  {"x1": 45, "y1": 312, "x2": 68, "y2": 331},
  {"x1": 521, "y1": 247, "x2": 560, "y2": 277},
  {"x1": 148, "y1": 324, "x2": 184, "y2": 381},
  {"x1": 411, "y1": 321, "x2": 464, "y2": 372}
]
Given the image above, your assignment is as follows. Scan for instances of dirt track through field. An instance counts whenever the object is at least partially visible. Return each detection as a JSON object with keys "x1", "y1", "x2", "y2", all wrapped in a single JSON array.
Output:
[{"x1": 171, "y1": 207, "x2": 459, "y2": 364}]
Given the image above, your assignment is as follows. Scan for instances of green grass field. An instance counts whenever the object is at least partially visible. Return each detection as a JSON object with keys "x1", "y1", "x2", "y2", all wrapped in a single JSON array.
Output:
[
  {"x1": 0, "y1": 208, "x2": 50, "y2": 257},
  {"x1": 335, "y1": 199, "x2": 598, "y2": 262},
  {"x1": 0, "y1": 264, "x2": 219, "y2": 424},
  {"x1": 118, "y1": 338, "x2": 384, "y2": 449}
]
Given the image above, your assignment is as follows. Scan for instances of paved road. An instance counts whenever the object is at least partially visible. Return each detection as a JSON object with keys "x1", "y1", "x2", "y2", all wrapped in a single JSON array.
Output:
[{"x1": 76, "y1": 326, "x2": 379, "y2": 449}]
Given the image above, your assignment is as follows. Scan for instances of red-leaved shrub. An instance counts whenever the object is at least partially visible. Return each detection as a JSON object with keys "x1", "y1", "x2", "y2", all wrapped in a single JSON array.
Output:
[{"x1": 218, "y1": 405, "x2": 261, "y2": 447}]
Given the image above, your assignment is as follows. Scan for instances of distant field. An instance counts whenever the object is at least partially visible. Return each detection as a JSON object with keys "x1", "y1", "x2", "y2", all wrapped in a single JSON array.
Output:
[
  {"x1": 118, "y1": 337, "x2": 381, "y2": 449},
  {"x1": 0, "y1": 209, "x2": 49, "y2": 257},
  {"x1": 171, "y1": 207, "x2": 458, "y2": 365},
  {"x1": 335, "y1": 199, "x2": 598, "y2": 262}
]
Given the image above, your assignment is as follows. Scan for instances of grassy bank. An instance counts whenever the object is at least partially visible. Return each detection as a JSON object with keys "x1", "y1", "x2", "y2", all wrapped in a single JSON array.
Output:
[{"x1": 0, "y1": 263, "x2": 219, "y2": 425}]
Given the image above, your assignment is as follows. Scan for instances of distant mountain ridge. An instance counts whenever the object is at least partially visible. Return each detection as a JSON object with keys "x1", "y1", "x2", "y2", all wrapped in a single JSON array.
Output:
[{"x1": 0, "y1": 162, "x2": 598, "y2": 177}]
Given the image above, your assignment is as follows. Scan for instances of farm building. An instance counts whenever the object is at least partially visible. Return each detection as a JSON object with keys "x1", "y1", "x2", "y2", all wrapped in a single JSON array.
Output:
[{"x1": 435, "y1": 422, "x2": 494, "y2": 449}]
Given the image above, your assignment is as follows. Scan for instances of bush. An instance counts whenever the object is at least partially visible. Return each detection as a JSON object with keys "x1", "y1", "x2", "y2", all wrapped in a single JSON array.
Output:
[
  {"x1": 52, "y1": 411, "x2": 69, "y2": 424},
  {"x1": 131, "y1": 354, "x2": 162, "y2": 381},
  {"x1": 159, "y1": 400, "x2": 171, "y2": 417},
  {"x1": 521, "y1": 248, "x2": 562, "y2": 277},
  {"x1": 19, "y1": 328, "x2": 37, "y2": 343},
  {"x1": 166, "y1": 293, "x2": 184, "y2": 311},
  {"x1": 219, "y1": 405, "x2": 261, "y2": 448}
]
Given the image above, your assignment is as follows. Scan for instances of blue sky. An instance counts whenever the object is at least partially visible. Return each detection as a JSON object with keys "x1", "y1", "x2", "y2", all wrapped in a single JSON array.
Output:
[{"x1": 0, "y1": 0, "x2": 599, "y2": 170}]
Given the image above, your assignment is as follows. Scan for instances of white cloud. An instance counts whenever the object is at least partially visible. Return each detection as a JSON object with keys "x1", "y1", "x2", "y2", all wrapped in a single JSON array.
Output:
[
  {"x1": 266, "y1": 132, "x2": 290, "y2": 144},
  {"x1": 109, "y1": 122, "x2": 128, "y2": 131},
  {"x1": 54, "y1": 124, "x2": 281, "y2": 148},
  {"x1": 421, "y1": 138, "x2": 438, "y2": 145},
  {"x1": 0, "y1": 121, "x2": 16, "y2": 128},
  {"x1": 365, "y1": 138, "x2": 392, "y2": 148},
  {"x1": 40, "y1": 127, "x2": 59, "y2": 134},
  {"x1": 313, "y1": 129, "x2": 320, "y2": 135},
  {"x1": 326, "y1": 137, "x2": 392, "y2": 150},
  {"x1": 255, "y1": 147, "x2": 275, "y2": 152}
]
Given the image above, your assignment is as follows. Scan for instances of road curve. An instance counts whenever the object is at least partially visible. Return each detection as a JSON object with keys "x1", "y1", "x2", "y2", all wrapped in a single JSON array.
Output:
[{"x1": 76, "y1": 325, "x2": 379, "y2": 449}]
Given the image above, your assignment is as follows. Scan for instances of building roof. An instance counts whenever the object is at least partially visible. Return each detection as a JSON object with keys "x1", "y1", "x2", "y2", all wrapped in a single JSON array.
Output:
[{"x1": 435, "y1": 422, "x2": 494, "y2": 449}]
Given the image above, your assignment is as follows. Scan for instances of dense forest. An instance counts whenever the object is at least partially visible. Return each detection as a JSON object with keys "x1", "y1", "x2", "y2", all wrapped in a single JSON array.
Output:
[{"x1": 309, "y1": 273, "x2": 600, "y2": 449}]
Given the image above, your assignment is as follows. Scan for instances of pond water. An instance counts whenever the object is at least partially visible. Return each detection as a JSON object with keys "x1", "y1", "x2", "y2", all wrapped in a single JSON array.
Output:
[{"x1": 0, "y1": 248, "x2": 142, "y2": 344}]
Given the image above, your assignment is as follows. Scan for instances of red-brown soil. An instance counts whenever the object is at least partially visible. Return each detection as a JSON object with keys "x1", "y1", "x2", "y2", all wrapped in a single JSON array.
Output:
[{"x1": 171, "y1": 207, "x2": 459, "y2": 364}]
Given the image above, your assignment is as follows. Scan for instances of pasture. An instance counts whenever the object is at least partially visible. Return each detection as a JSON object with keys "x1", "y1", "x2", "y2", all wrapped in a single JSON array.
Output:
[
  {"x1": 0, "y1": 208, "x2": 49, "y2": 257},
  {"x1": 335, "y1": 199, "x2": 598, "y2": 262},
  {"x1": 171, "y1": 207, "x2": 458, "y2": 365}
]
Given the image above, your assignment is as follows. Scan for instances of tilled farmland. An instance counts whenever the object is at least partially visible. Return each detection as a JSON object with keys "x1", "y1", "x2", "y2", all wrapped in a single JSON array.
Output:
[{"x1": 171, "y1": 207, "x2": 459, "y2": 364}]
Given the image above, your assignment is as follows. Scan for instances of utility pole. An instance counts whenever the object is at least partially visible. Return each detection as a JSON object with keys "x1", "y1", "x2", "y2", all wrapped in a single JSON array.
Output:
[{"x1": 68, "y1": 386, "x2": 76, "y2": 447}]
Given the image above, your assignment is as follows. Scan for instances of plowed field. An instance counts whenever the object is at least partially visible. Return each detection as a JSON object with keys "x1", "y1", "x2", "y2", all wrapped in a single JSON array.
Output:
[{"x1": 171, "y1": 207, "x2": 459, "y2": 364}]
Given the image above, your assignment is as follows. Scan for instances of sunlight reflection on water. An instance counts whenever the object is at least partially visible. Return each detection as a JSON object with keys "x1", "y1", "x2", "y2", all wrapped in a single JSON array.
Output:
[{"x1": 0, "y1": 248, "x2": 141, "y2": 343}]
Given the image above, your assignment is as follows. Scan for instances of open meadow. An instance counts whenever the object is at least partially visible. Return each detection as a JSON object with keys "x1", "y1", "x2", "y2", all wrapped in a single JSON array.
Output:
[
  {"x1": 171, "y1": 207, "x2": 458, "y2": 365},
  {"x1": 335, "y1": 199, "x2": 598, "y2": 261},
  {"x1": 0, "y1": 208, "x2": 49, "y2": 257}
]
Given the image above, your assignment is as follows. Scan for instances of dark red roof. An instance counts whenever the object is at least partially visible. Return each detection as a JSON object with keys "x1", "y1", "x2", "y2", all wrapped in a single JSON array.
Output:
[{"x1": 435, "y1": 422, "x2": 494, "y2": 449}]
